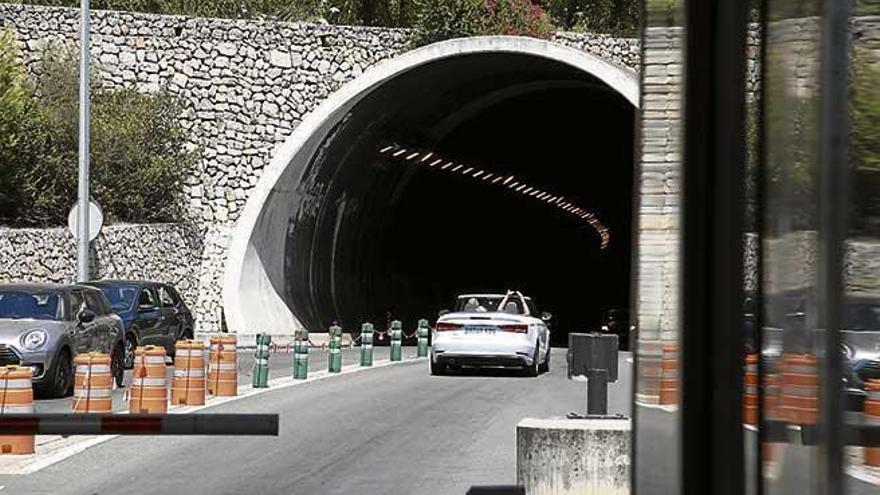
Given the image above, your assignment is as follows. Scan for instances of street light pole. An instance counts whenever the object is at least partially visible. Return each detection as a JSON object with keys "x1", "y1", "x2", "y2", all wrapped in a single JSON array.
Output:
[{"x1": 76, "y1": 0, "x2": 90, "y2": 282}]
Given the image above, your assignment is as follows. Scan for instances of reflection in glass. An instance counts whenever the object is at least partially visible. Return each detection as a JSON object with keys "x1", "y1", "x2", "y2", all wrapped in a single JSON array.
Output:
[
  {"x1": 634, "y1": 1, "x2": 684, "y2": 494},
  {"x1": 758, "y1": 1, "x2": 880, "y2": 494}
]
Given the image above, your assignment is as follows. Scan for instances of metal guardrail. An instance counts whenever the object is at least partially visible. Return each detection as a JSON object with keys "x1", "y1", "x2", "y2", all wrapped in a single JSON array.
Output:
[{"x1": 0, "y1": 414, "x2": 279, "y2": 436}]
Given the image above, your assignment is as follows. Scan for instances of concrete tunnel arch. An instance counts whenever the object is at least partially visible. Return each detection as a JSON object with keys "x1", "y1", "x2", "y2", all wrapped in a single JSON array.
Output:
[{"x1": 222, "y1": 35, "x2": 640, "y2": 337}]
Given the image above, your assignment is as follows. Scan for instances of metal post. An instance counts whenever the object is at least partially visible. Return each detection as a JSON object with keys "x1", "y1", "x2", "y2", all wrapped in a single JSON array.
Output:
[
  {"x1": 328, "y1": 324, "x2": 342, "y2": 373},
  {"x1": 293, "y1": 329, "x2": 309, "y2": 380},
  {"x1": 252, "y1": 334, "x2": 270, "y2": 388},
  {"x1": 389, "y1": 320, "x2": 402, "y2": 361},
  {"x1": 76, "y1": 0, "x2": 90, "y2": 282},
  {"x1": 360, "y1": 323, "x2": 374, "y2": 367},
  {"x1": 586, "y1": 369, "x2": 609, "y2": 416},
  {"x1": 417, "y1": 319, "x2": 429, "y2": 358}
]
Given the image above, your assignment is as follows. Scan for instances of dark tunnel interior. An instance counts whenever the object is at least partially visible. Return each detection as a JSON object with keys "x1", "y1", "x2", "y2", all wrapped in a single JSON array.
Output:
[{"x1": 284, "y1": 53, "x2": 634, "y2": 346}]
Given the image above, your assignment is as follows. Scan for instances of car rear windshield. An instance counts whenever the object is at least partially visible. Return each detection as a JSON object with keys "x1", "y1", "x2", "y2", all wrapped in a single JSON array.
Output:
[
  {"x1": 455, "y1": 296, "x2": 529, "y2": 314},
  {"x1": 0, "y1": 291, "x2": 63, "y2": 320},
  {"x1": 98, "y1": 284, "x2": 139, "y2": 312}
]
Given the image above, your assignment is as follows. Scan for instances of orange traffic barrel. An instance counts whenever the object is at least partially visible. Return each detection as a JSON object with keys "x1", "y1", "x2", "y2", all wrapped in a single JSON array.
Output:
[
  {"x1": 658, "y1": 342, "x2": 679, "y2": 406},
  {"x1": 864, "y1": 379, "x2": 880, "y2": 466},
  {"x1": 0, "y1": 366, "x2": 35, "y2": 454},
  {"x1": 780, "y1": 353, "x2": 818, "y2": 425},
  {"x1": 208, "y1": 335, "x2": 237, "y2": 396},
  {"x1": 744, "y1": 353, "x2": 759, "y2": 425},
  {"x1": 172, "y1": 340, "x2": 206, "y2": 406},
  {"x1": 73, "y1": 352, "x2": 113, "y2": 413},
  {"x1": 130, "y1": 346, "x2": 168, "y2": 414}
]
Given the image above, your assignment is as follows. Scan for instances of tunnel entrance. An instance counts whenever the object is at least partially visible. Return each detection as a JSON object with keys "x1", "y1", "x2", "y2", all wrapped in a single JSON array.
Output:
[{"x1": 224, "y1": 37, "x2": 638, "y2": 347}]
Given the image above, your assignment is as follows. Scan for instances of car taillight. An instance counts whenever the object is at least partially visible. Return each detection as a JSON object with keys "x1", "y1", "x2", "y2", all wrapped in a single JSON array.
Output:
[
  {"x1": 499, "y1": 324, "x2": 528, "y2": 333},
  {"x1": 435, "y1": 322, "x2": 462, "y2": 332}
]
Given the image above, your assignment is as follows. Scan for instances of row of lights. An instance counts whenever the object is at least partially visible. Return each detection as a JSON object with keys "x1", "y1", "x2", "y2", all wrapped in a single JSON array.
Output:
[{"x1": 378, "y1": 144, "x2": 610, "y2": 249}]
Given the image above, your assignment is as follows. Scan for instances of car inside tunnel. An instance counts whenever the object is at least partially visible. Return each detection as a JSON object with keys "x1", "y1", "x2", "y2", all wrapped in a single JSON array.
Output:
[{"x1": 275, "y1": 52, "x2": 635, "y2": 347}]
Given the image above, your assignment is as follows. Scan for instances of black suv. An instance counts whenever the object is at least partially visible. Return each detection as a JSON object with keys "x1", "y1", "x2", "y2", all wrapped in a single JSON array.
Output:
[{"x1": 86, "y1": 280, "x2": 195, "y2": 366}]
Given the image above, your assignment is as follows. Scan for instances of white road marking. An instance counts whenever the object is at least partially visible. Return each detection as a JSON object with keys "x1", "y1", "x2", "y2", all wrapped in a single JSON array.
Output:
[{"x1": 3, "y1": 356, "x2": 426, "y2": 475}]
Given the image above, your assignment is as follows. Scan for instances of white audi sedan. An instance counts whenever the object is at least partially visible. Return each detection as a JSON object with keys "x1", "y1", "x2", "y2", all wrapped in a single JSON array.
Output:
[{"x1": 430, "y1": 291, "x2": 551, "y2": 376}]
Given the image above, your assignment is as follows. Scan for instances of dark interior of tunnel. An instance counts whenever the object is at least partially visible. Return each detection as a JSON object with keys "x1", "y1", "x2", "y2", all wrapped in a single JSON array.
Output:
[{"x1": 285, "y1": 53, "x2": 634, "y2": 346}]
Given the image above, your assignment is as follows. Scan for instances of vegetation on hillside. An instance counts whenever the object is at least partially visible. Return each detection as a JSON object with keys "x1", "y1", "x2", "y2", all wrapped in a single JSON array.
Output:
[
  {"x1": 13, "y1": 0, "x2": 641, "y2": 36},
  {"x1": 0, "y1": 30, "x2": 196, "y2": 228}
]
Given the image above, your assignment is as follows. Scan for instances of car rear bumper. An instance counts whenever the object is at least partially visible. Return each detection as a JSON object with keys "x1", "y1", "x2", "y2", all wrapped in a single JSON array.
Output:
[{"x1": 433, "y1": 351, "x2": 535, "y2": 368}]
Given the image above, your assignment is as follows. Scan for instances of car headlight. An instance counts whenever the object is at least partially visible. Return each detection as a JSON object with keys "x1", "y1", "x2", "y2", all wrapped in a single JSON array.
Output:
[{"x1": 21, "y1": 329, "x2": 48, "y2": 350}]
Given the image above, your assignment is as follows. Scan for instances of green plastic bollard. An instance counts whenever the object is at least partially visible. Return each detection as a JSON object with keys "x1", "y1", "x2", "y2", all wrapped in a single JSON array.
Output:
[
  {"x1": 360, "y1": 323, "x2": 374, "y2": 367},
  {"x1": 293, "y1": 329, "x2": 309, "y2": 380},
  {"x1": 417, "y1": 319, "x2": 429, "y2": 358},
  {"x1": 252, "y1": 333, "x2": 271, "y2": 388},
  {"x1": 328, "y1": 324, "x2": 343, "y2": 373},
  {"x1": 390, "y1": 320, "x2": 402, "y2": 361}
]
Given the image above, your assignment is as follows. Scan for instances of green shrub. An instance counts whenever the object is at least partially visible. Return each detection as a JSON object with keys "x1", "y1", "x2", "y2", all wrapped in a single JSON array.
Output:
[
  {"x1": 0, "y1": 29, "x2": 31, "y2": 218},
  {"x1": 0, "y1": 37, "x2": 197, "y2": 228},
  {"x1": 411, "y1": 0, "x2": 484, "y2": 46},
  {"x1": 411, "y1": 0, "x2": 554, "y2": 47},
  {"x1": 544, "y1": 0, "x2": 639, "y2": 35},
  {"x1": 484, "y1": 0, "x2": 554, "y2": 38}
]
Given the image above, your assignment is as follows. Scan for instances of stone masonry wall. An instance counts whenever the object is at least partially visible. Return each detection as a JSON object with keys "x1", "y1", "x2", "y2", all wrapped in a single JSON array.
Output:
[
  {"x1": 0, "y1": 224, "x2": 230, "y2": 333},
  {"x1": 0, "y1": 3, "x2": 640, "y2": 225},
  {"x1": 0, "y1": 3, "x2": 639, "y2": 333}
]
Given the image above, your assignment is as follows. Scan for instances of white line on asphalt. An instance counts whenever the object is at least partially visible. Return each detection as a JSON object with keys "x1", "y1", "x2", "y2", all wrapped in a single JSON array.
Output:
[{"x1": 9, "y1": 356, "x2": 427, "y2": 475}]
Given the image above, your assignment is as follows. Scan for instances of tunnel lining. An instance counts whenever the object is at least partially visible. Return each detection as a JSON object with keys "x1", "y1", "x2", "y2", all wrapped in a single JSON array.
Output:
[{"x1": 223, "y1": 36, "x2": 640, "y2": 334}]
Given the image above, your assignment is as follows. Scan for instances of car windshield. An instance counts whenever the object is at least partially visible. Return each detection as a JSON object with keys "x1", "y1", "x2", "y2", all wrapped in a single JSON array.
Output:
[
  {"x1": 98, "y1": 284, "x2": 139, "y2": 312},
  {"x1": 0, "y1": 290, "x2": 63, "y2": 320}
]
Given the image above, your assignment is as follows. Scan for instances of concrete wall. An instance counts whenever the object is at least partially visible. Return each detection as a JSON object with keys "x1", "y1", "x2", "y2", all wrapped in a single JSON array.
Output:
[{"x1": 517, "y1": 418, "x2": 631, "y2": 495}]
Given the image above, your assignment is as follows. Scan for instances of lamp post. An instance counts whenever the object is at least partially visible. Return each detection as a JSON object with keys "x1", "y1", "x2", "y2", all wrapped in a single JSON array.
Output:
[{"x1": 76, "y1": 0, "x2": 90, "y2": 282}]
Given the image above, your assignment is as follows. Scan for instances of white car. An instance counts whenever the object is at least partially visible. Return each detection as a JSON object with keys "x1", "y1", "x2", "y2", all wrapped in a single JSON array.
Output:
[{"x1": 430, "y1": 291, "x2": 552, "y2": 376}]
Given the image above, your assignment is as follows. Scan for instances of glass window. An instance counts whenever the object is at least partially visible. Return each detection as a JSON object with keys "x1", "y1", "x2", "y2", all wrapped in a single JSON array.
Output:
[
  {"x1": 99, "y1": 284, "x2": 138, "y2": 312},
  {"x1": 83, "y1": 291, "x2": 107, "y2": 315},
  {"x1": 69, "y1": 291, "x2": 85, "y2": 320},
  {"x1": 158, "y1": 286, "x2": 177, "y2": 307},
  {"x1": 138, "y1": 287, "x2": 158, "y2": 308},
  {"x1": 634, "y1": 1, "x2": 685, "y2": 494},
  {"x1": 0, "y1": 290, "x2": 63, "y2": 321}
]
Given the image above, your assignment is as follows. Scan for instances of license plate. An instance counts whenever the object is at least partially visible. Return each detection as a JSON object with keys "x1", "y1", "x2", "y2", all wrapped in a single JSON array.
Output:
[{"x1": 463, "y1": 325, "x2": 496, "y2": 334}]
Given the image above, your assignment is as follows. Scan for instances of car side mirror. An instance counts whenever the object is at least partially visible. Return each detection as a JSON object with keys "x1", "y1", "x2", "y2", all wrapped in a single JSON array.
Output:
[
  {"x1": 438, "y1": 309, "x2": 450, "y2": 317},
  {"x1": 541, "y1": 312, "x2": 552, "y2": 321},
  {"x1": 78, "y1": 309, "x2": 96, "y2": 324},
  {"x1": 138, "y1": 304, "x2": 157, "y2": 313}
]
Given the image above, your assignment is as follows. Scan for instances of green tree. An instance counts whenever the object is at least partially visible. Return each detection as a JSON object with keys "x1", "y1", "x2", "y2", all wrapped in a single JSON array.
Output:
[
  {"x1": 850, "y1": 49, "x2": 880, "y2": 234},
  {"x1": 411, "y1": 0, "x2": 554, "y2": 47},
  {"x1": 0, "y1": 39, "x2": 197, "y2": 227},
  {"x1": 542, "y1": 0, "x2": 639, "y2": 35},
  {"x1": 0, "y1": 29, "x2": 32, "y2": 217}
]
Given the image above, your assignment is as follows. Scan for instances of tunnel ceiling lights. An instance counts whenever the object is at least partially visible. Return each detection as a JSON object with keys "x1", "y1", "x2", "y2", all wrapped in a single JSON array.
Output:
[{"x1": 377, "y1": 144, "x2": 610, "y2": 249}]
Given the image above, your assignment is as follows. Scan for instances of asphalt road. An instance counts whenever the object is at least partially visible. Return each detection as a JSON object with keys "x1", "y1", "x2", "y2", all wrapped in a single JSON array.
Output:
[{"x1": 0, "y1": 348, "x2": 630, "y2": 495}]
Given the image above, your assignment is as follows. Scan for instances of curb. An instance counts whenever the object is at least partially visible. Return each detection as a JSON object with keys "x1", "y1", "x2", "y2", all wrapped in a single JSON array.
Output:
[{"x1": 0, "y1": 355, "x2": 427, "y2": 475}]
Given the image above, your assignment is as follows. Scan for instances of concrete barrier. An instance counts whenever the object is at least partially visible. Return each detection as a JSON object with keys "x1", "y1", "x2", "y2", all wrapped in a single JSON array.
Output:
[{"x1": 516, "y1": 417, "x2": 630, "y2": 495}]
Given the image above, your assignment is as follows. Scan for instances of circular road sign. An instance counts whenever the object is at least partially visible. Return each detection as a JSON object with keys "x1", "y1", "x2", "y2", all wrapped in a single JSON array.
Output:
[{"x1": 67, "y1": 201, "x2": 104, "y2": 242}]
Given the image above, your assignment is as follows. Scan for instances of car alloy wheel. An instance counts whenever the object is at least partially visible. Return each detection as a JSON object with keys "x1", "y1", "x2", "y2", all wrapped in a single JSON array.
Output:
[
  {"x1": 124, "y1": 334, "x2": 136, "y2": 369},
  {"x1": 111, "y1": 343, "x2": 125, "y2": 388},
  {"x1": 53, "y1": 351, "x2": 73, "y2": 398},
  {"x1": 524, "y1": 344, "x2": 540, "y2": 377}
]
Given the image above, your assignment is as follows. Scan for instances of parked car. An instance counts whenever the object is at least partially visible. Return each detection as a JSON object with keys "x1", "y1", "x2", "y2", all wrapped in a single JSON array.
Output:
[
  {"x1": 0, "y1": 283, "x2": 125, "y2": 397},
  {"x1": 600, "y1": 308, "x2": 632, "y2": 351},
  {"x1": 86, "y1": 280, "x2": 195, "y2": 366},
  {"x1": 431, "y1": 290, "x2": 551, "y2": 376}
]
